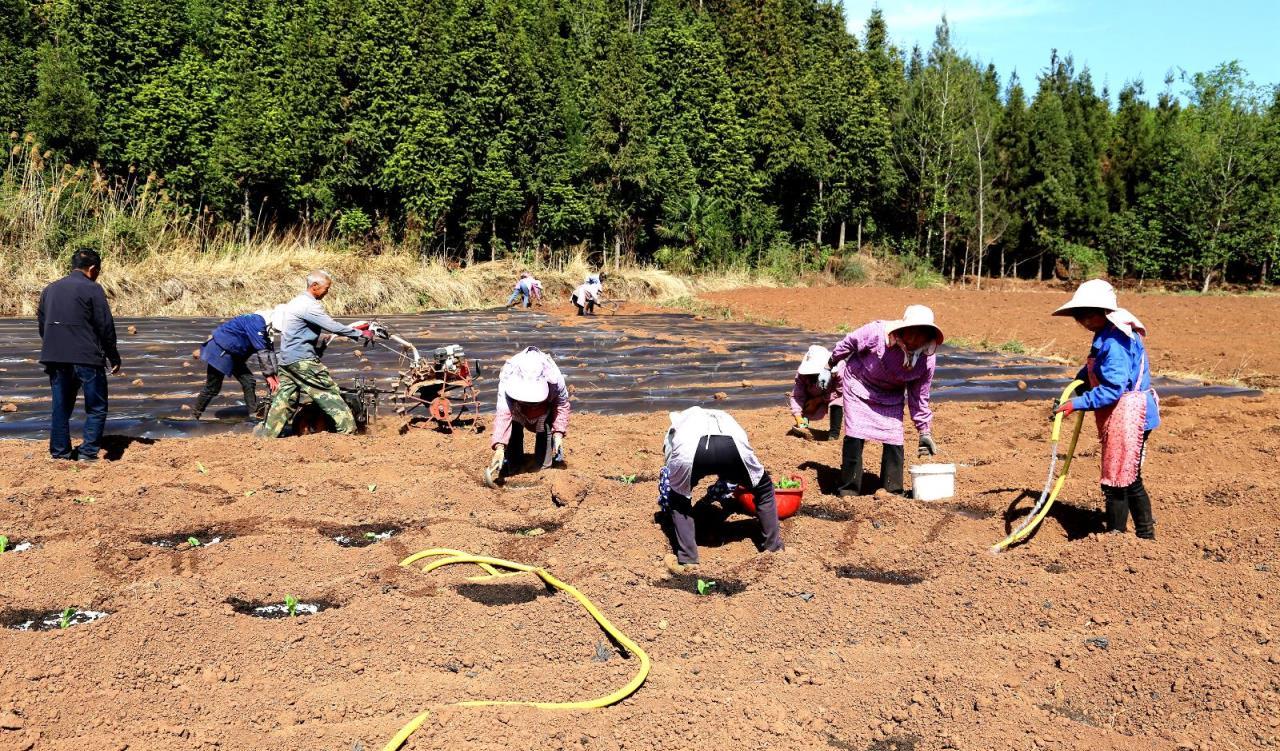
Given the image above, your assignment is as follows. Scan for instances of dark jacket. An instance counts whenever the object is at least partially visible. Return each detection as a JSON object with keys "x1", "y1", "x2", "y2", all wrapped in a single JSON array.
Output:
[
  {"x1": 37, "y1": 272, "x2": 121, "y2": 369},
  {"x1": 201, "y1": 313, "x2": 277, "y2": 376}
]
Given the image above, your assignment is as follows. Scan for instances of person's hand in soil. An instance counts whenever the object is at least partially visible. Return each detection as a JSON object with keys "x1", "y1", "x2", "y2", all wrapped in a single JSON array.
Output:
[
  {"x1": 918, "y1": 434, "x2": 939, "y2": 457},
  {"x1": 489, "y1": 445, "x2": 505, "y2": 476},
  {"x1": 552, "y1": 432, "x2": 564, "y2": 461}
]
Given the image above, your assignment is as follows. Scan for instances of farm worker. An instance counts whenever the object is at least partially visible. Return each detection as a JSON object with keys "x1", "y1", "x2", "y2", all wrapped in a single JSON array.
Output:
[
  {"x1": 488, "y1": 347, "x2": 571, "y2": 479},
  {"x1": 789, "y1": 345, "x2": 843, "y2": 437},
  {"x1": 255, "y1": 270, "x2": 374, "y2": 438},
  {"x1": 506, "y1": 272, "x2": 543, "y2": 308},
  {"x1": 36, "y1": 248, "x2": 121, "y2": 462},
  {"x1": 827, "y1": 305, "x2": 941, "y2": 496},
  {"x1": 570, "y1": 281, "x2": 598, "y2": 316},
  {"x1": 585, "y1": 273, "x2": 603, "y2": 299},
  {"x1": 192, "y1": 309, "x2": 282, "y2": 420},
  {"x1": 1051, "y1": 279, "x2": 1160, "y2": 539},
  {"x1": 658, "y1": 407, "x2": 783, "y2": 569}
]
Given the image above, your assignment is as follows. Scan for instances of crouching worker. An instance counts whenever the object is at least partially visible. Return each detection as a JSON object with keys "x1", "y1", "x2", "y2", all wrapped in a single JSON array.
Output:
[
  {"x1": 193, "y1": 308, "x2": 282, "y2": 420},
  {"x1": 659, "y1": 407, "x2": 783, "y2": 569},
  {"x1": 570, "y1": 280, "x2": 597, "y2": 316},
  {"x1": 1052, "y1": 280, "x2": 1160, "y2": 539},
  {"x1": 255, "y1": 271, "x2": 374, "y2": 438},
  {"x1": 487, "y1": 347, "x2": 570, "y2": 482},
  {"x1": 789, "y1": 345, "x2": 843, "y2": 438},
  {"x1": 829, "y1": 305, "x2": 942, "y2": 496}
]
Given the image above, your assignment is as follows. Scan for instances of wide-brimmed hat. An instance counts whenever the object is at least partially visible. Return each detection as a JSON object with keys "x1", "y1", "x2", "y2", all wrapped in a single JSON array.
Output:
[
  {"x1": 797, "y1": 345, "x2": 831, "y2": 375},
  {"x1": 1053, "y1": 279, "x2": 1117, "y2": 316},
  {"x1": 1107, "y1": 307, "x2": 1147, "y2": 337},
  {"x1": 885, "y1": 305, "x2": 944, "y2": 345},
  {"x1": 502, "y1": 348, "x2": 553, "y2": 403}
]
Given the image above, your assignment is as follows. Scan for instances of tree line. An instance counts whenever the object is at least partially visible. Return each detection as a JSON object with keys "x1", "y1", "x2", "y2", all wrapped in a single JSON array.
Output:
[{"x1": 2, "y1": 0, "x2": 1278, "y2": 287}]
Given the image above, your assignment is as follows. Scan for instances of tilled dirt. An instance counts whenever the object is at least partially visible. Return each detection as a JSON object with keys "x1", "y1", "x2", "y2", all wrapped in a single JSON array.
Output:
[
  {"x1": 702, "y1": 284, "x2": 1280, "y2": 387},
  {"x1": 2, "y1": 389, "x2": 1278, "y2": 750}
]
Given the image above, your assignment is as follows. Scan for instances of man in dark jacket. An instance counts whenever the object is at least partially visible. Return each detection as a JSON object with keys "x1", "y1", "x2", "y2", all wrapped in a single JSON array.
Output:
[{"x1": 37, "y1": 249, "x2": 121, "y2": 461}]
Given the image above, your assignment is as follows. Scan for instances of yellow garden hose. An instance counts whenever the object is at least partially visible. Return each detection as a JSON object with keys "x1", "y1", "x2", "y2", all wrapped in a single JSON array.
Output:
[
  {"x1": 990, "y1": 380, "x2": 1086, "y2": 552},
  {"x1": 380, "y1": 548, "x2": 651, "y2": 750}
]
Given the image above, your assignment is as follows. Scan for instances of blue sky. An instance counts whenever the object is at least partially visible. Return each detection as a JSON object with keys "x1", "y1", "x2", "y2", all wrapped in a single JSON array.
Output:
[{"x1": 840, "y1": 1, "x2": 1280, "y2": 99}]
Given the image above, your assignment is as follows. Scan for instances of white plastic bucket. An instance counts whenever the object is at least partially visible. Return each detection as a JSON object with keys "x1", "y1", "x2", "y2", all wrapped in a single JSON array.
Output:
[{"x1": 910, "y1": 463, "x2": 956, "y2": 501}]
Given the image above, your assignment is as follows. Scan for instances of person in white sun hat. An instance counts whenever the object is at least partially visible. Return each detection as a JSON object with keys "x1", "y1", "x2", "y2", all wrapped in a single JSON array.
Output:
[
  {"x1": 488, "y1": 346, "x2": 571, "y2": 482},
  {"x1": 826, "y1": 305, "x2": 942, "y2": 496},
  {"x1": 1051, "y1": 279, "x2": 1160, "y2": 540},
  {"x1": 788, "y1": 344, "x2": 844, "y2": 438}
]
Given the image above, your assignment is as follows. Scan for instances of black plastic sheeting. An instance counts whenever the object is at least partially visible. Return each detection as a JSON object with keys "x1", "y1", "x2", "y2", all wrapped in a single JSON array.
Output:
[{"x1": 0, "y1": 311, "x2": 1258, "y2": 440}]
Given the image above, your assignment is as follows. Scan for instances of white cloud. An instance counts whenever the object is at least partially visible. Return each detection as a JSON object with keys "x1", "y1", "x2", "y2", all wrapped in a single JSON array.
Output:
[{"x1": 843, "y1": 0, "x2": 1058, "y2": 38}]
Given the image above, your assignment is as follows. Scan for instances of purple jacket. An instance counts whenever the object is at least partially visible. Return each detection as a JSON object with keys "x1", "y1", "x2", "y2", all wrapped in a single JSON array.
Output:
[
  {"x1": 789, "y1": 368, "x2": 843, "y2": 418},
  {"x1": 830, "y1": 321, "x2": 934, "y2": 442}
]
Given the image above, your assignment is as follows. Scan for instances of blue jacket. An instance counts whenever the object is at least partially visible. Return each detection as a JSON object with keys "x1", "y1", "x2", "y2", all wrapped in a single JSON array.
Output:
[
  {"x1": 1071, "y1": 324, "x2": 1160, "y2": 432},
  {"x1": 202, "y1": 314, "x2": 276, "y2": 376}
]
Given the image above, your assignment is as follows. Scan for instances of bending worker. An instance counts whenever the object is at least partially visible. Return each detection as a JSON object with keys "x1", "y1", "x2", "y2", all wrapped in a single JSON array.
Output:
[
  {"x1": 658, "y1": 407, "x2": 783, "y2": 569},
  {"x1": 256, "y1": 270, "x2": 374, "y2": 438},
  {"x1": 1051, "y1": 279, "x2": 1160, "y2": 539},
  {"x1": 488, "y1": 347, "x2": 570, "y2": 481},
  {"x1": 789, "y1": 344, "x2": 843, "y2": 438},
  {"x1": 506, "y1": 272, "x2": 543, "y2": 309},
  {"x1": 570, "y1": 279, "x2": 598, "y2": 316},
  {"x1": 192, "y1": 307, "x2": 283, "y2": 420},
  {"x1": 827, "y1": 305, "x2": 941, "y2": 496}
]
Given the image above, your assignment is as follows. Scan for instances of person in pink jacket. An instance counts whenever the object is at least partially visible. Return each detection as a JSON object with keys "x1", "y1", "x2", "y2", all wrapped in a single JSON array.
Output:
[
  {"x1": 789, "y1": 345, "x2": 844, "y2": 439},
  {"x1": 827, "y1": 305, "x2": 942, "y2": 496},
  {"x1": 487, "y1": 347, "x2": 570, "y2": 482}
]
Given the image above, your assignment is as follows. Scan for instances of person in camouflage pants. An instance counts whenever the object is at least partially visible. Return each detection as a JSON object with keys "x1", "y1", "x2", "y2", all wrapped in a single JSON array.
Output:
[{"x1": 254, "y1": 359, "x2": 355, "y2": 437}]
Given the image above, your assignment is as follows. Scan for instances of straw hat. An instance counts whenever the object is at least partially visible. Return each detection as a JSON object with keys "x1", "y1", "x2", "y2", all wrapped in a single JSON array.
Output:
[
  {"x1": 1052, "y1": 279, "x2": 1117, "y2": 316},
  {"x1": 1107, "y1": 307, "x2": 1147, "y2": 337},
  {"x1": 502, "y1": 348, "x2": 553, "y2": 403},
  {"x1": 797, "y1": 345, "x2": 831, "y2": 375},
  {"x1": 885, "y1": 305, "x2": 944, "y2": 345}
]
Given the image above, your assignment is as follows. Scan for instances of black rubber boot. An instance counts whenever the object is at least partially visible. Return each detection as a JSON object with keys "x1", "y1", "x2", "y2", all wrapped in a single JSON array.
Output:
[
  {"x1": 1127, "y1": 480, "x2": 1156, "y2": 540},
  {"x1": 1102, "y1": 485, "x2": 1130, "y2": 533},
  {"x1": 837, "y1": 436, "x2": 865, "y2": 496},
  {"x1": 880, "y1": 443, "x2": 905, "y2": 495},
  {"x1": 827, "y1": 405, "x2": 843, "y2": 441}
]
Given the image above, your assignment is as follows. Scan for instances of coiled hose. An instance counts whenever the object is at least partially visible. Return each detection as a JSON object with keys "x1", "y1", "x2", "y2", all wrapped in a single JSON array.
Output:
[
  {"x1": 990, "y1": 380, "x2": 1085, "y2": 552},
  {"x1": 379, "y1": 548, "x2": 651, "y2": 750}
]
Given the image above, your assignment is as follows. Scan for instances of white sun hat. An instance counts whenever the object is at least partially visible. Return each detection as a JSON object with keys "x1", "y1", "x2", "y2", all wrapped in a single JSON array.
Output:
[
  {"x1": 1053, "y1": 278, "x2": 1118, "y2": 316},
  {"x1": 1106, "y1": 307, "x2": 1147, "y2": 337},
  {"x1": 797, "y1": 345, "x2": 832, "y2": 375},
  {"x1": 258, "y1": 304, "x2": 289, "y2": 335},
  {"x1": 885, "y1": 305, "x2": 944, "y2": 346},
  {"x1": 502, "y1": 348, "x2": 553, "y2": 403}
]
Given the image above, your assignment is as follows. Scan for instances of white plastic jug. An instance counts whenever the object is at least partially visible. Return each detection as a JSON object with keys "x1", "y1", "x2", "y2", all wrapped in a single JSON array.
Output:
[{"x1": 910, "y1": 463, "x2": 956, "y2": 501}]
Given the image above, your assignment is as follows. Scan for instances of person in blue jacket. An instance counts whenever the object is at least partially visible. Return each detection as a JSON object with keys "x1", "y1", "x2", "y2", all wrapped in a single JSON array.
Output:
[
  {"x1": 1052, "y1": 279, "x2": 1160, "y2": 539},
  {"x1": 192, "y1": 308, "x2": 281, "y2": 420}
]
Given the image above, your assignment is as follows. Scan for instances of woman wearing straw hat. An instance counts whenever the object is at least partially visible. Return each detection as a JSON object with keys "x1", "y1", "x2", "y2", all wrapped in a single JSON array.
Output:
[
  {"x1": 826, "y1": 305, "x2": 942, "y2": 496},
  {"x1": 789, "y1": 345, "x2": 844, "y2": 439},
  {"x1": 1051, "y1": 279, "x2": 1160, "y2": 539},
  {"x1": 488, "y1": 347, "x2": 571, "y2": 482}
]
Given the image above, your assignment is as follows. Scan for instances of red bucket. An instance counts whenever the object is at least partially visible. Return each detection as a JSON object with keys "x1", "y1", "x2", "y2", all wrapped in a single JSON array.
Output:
[{"x1": 735, "y1": 474, "x2": 804, "y2": 520}]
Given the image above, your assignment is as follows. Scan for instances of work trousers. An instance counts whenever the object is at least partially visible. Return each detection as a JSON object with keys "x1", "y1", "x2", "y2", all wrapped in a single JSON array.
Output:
[
  {"x1": 256, "y1": 359, "x2": 355, "y2": 438},
  {"x1": 46, "y1": 364, "x2": 108, "y2": 459},
  {"x1": 506, "y1": 290, "x2": 531, "y2": 308},
  {"x1": 572, "y1": 295, "x2": 596, "y2": 316},
  {"x1": 1102, "y1": 430, "x2": 1155, "y2": 539},
  {"x1": 828, "y1": 404, "x2": 843, "y2": 440},
  {"x1": 504, "y1": 421, "x2": 560, "y2": 473},
  {"x1": 837, "y1": 436, "x2": 904, "y2": 496},
  {"x1": 667, "y1": 435, "x2": 783, "y2": 564},
  {"x1": 193, "y1": 363, "x2": 259, "y2": 418}
]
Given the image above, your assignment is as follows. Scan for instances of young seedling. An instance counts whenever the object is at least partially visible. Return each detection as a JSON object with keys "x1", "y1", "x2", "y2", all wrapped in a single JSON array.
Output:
[
  {"x1": 59, "y1": 606, "x2": 76, "y2": 629},
  {"x1": 619, "y1": 474, "x2": 638, "y2": 485},
  {"x1": 0, "y1": 535, "x2": 7, "y2": 554},
  {"x1": 196, "y1": 462, "x2": 208, "y2": 474},
  {"x1": 696, "y1": 578, "x2": 717, "y2": 596},
  {"x1": 244, "y1": 490, "x2": 255, "y2": 497},
  {"x1": 777, "y1": 478, "x2": 801, "y2": 490},
  {"x1": 284, "y1": 594, "x2": 299, "y2": 618},
  {"x1": 187, "y1": 537, "x2": 201, "y2": 547},
  {"x1": 73, "y1": 496, "x2": 96, "y2": 505},
  {"x1": 363, "y1": 531, "x2": 378, "y2": 540},
  {"x1": 520, "y1": 527, "x2": 546, "y2": 537},
  {"x1": 368, "y1": 484, "x2": 377, "y2": 493}
]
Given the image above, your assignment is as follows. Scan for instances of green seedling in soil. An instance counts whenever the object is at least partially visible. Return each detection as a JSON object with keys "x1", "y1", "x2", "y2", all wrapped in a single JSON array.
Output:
[
  {"x1": 777, "y1": 478, "x2": 801, "y2": 489},
  {"x1": 284, "y1": 594, "x2": 299, "y2": 617},
  {"x1": 0, "y1": 535, "x2": 7, "y2": 554},
  {"x1": 244, "y1": 490, "x2": 255, "y2": 497},
  {"x1": 696, "y1": 578, "x2": 717, "y2": 595},
  {"x1": 73, "y1": 496, "x2": 95, "y2": 505},
  {"x1": 368, "y1": 484, "x2": 377, "y2": 493},
  {"x1": 619, "y1": 474, "x2": 637, "y2": 484},
  {"x1": 363, "y1": 531, "x2": 378, "y2": 540},
  {"x1": 196, "y1": 462, "x2": 208, "y2": 474},
  {"x1": 520, "y1": 527, "x2": 546, "y2": 537},
  {"x1": 187, "y1": 537, "x2": 201, "y2": 547},
  {"x1": 59, "y1": 606, "x2": 75, "y2": 629}
]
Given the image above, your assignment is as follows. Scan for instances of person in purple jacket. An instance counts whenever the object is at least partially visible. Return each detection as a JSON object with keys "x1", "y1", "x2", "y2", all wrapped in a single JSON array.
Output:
[
  {"x1": 487, "y1": 347, "x2": 571, "y2": 482},
  {"x1": 826, "y1": 305, "x2": 942, "y2": 496},
  {"x1": 789, "y1": 345, "x2": 843, "y2": 439},
  {"x1": 1051, "y1": 279, "x2": 1160, "y2": 539}
]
